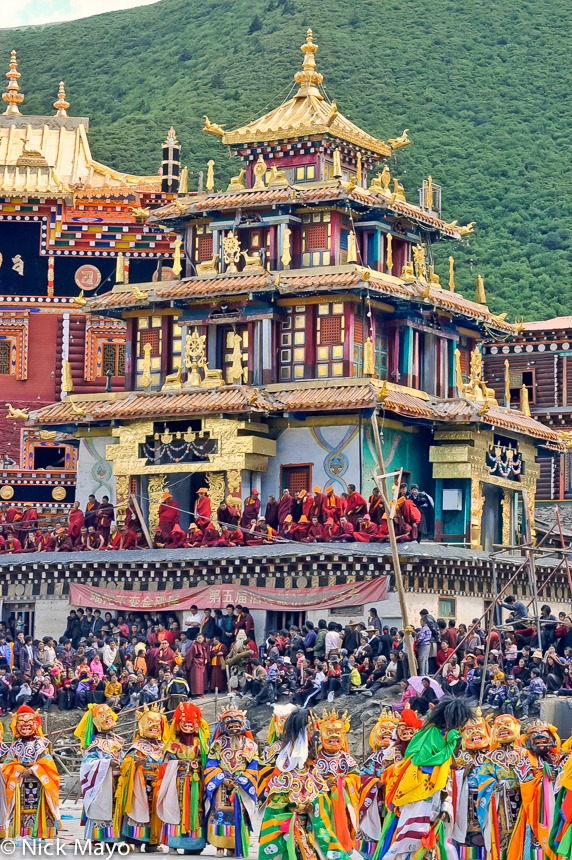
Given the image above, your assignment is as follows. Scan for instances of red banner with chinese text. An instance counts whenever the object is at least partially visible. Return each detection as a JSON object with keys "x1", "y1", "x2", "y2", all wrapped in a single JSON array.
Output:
[{"x1": 68, "y1": 578, "x2": 387, "y2": 612}]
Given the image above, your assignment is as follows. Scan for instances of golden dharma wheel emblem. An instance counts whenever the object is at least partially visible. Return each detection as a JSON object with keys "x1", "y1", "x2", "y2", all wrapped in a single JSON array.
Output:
[
  {"x1": 52, "y1": 486, "x2": 67, "y2": 501},
  {"x1": 0, "y1": 485, "x2": 14, "y2": 500}
]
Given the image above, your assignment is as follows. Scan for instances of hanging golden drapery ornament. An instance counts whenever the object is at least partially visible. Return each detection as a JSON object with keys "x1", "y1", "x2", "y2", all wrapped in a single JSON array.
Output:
[
  {"x1": 504, "y1": 359, "x2": 511, "y2": 406},
  {"x1": 386, "y1": 234, "x2": 393, "y2": 273},
  {"x1": 448, "y1": 256, "x2": 455, "y2": 292},
  {"x1": 179, "y1": 166, "x2": 188, "y2": 194},
  {"x1": 206, "y1": 160, "x2": 215, "y2": 193},
  {"x1": 333, "y1": 149, "x2": 342, "y2": 179},
  {"x1": 476, "y1": 274, "x2": 487, "y2": 304},
  {"x1": 140, "y1": 343, "x2": 152, "y2": 390},
  {"x1": 364, "y1": 337, "x2": 375, "y2": 376},
  {"x1": 172, "y1": 236, "x2": 183, "y2": 278},
  {"x1": 520, "y1": 384, "x2": 531, "y2": 417},
  {"x1": 347, "y1": 231, "x2": 357, "y2": 263},
  {"x1": 115, "y1": 253, "x2": 125, "y2": 284},
  {"x1": 62, "y1": 359, "x2": 74, "y2": 394},
  {"x1": 281, "y1": 228, "x2": 292, "y2": 268}
]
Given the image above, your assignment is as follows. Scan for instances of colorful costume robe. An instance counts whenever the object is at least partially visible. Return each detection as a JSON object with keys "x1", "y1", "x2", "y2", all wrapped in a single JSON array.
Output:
[
  {"x1": 2, "y1": 735, "x2": 60, "y2": 838},
  {"x1": 204, "y1": 734, "x2": 258, "y2": 857},
  {"x1": 156, "y1": 733, "x2": 208, "y2": 851},
  {"x1": 79, "y1": 733, "x2": 124, "y2": 842},
  {"x1": 113, "y1": 737, "x2": 163, "y2": 845},
  {"x1": 314, "y1": 749, "x2": 362, "y2": 857},
  {"x1": 509, "y1": 748, "x2": 560, "y2": 860},
  {"x1": 470, "y1": 745, "x2": 528, "y2": 860},
  {"x1": 451, "y1": 749, "x2": 492, "y2": 860}
]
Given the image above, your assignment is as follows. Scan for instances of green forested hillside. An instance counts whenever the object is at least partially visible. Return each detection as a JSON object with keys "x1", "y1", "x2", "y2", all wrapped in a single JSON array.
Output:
[{"x1": 3, "y1": 0, "x2": 572, "y2": 320}]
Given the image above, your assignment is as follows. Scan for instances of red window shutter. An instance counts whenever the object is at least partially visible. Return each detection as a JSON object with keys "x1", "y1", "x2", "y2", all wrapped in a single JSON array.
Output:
[
  {"x1": 306, "y1": 224, "x2": 327, "y2": 250},
  {"x1": 320, "y1": 316, "x2": 342, "y2": 345},
  {"x1": 139, "y1": 330, "x2": 160, "y2": 357},
  {"x1": 354, "y1": 317, "x2": 363, "y2": 343},
  {"x1": 287, "y1": 468, "x2": 310, "y2": 494},
  {"x1": 197, "y1": 234, "x2": 213, "y2": 262}
]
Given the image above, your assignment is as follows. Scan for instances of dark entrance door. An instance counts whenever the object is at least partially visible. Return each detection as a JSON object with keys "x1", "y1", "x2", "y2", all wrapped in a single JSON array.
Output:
[{"x1": 481, "y1": 483, "x2": 502, "y2": 551}]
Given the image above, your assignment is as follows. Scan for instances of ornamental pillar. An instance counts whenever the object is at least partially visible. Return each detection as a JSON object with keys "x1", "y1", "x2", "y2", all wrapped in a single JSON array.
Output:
[
  {"x1": 115, "y1": 474, "x2": 130, "y2": 527},
  {"x1": 501, "y1": 489, "x2": 512, "y2": 547},
  {"x1": 206, "y1": 472, "x2": 226, "y2": 524},
  {"x1": 148, "y1": 474, "x2": 167, "y2": 535},
  {"x1": 226, "y1": 469, "x2": 242, "y2": 515},
  {"x1": 470, "y1": 478, "x2": 485, "y2": 550}
]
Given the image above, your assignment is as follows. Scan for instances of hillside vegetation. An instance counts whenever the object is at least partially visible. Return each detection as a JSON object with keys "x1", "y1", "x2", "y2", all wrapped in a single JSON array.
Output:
[{"x1": 3, "y1": 0, "x2": 572, "y2": 320}]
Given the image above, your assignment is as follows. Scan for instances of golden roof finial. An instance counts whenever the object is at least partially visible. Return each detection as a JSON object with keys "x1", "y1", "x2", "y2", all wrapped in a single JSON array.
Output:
[
  {"x1": 54, "y1": 81, "x2": 69, "y2": 116},
  {"x1": 2, "y1": 50, "x2": 24, "y2": 116},
  {"x1": 294, "y1": 28, "x2": 323, "y2": 97}
]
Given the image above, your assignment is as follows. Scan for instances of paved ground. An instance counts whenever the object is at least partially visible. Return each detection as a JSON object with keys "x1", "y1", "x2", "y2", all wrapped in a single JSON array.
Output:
[{"x1": 4, "y1": 802, "x2": 262, "y2": 858}]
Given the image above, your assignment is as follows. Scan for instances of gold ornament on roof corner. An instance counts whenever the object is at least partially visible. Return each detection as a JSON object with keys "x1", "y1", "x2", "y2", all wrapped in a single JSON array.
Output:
[
  {"x1": 223, "y1": 232, "x2": 241, "y2": 274},
  {"x1": 388, "y1": 129, "x2": 410, "y2": 150},
  {"x1": 267, "y1": 165, "x2": 288, "y2": 187},
  {"x1": 459, "y1": 222, "x2": 476, "y2": 235},
  {"x1": 196, "y1": 254, "x2": 220, "y2": 278},
  {"x1": 203, "y1": 116, "x2": 225, "y2": 137},
  {"x1": 428, "y1": 266, "x2": 440, "y2": 286},
  {"x1": 393, "y1": 178, "x2": 406, "y2": 203},
  {"x1": 5, "y1": 403, "x2": 28, "y2": 420},
  {"x1": 53, "y1": 80, "x2": 69, "y2": 116},
  {"x1": 253, "y1": 156, "x2": 267, "y2": 190},
  {"x1": 131, "y1": 283, "x2": 148, "y2": 301},
  {"x1": 131, "y1": 206, "x2": 150, "y2": 221},
  {"x1": 74, "y1": 290, "x2": 87, "y2": 306},
  {"x1": 69, "y1": 400, "x2": 87, "y2": 417},
  {"x1": 2, "y1": 51, "x2": 24, "y2": 116}
]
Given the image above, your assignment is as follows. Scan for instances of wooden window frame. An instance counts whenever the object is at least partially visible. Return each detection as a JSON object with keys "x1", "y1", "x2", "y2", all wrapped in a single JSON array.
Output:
[
  {"x1": 280, "y1": 463, "x2": 313, "y2": 495},
  {"x1": 438, "y1": 596, "x2": 457, "y2": 619},
  {"x1": 0, "y1": 341, "x2": 12, "y2": 375}
]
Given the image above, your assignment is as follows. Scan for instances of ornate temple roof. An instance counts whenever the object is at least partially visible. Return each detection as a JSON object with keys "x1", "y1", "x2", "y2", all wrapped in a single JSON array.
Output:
[
  {"x1": 26, "y1": 377, "x2": 560, "y2": 443},
  {"x1": 207, "y1": 30, "x2": 391, "y2": 158},
  {"x1": 84, "y1": 264, "x2": 515, "y2": 334},
  {"x1": 0, "y1": 51, "x2": 160, "y2": 198}
]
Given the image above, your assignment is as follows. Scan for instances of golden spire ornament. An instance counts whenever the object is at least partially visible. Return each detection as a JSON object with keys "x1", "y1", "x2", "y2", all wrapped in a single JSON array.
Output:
[
  {"x1": 294, "y1": 28, "x2": 323, "y2": 97},
  {"x1": 54, "y1": 81, "x2": 69, "y2": 116},
  {"x1": 448, "y1": 256, "x2": 455, "y2": 292},
  {"x1": 2, "y1": 50, "x2": 24, "y2": 116},
  {"x1": 333, "y1": 149, "x2": 342, "y2": 179}
]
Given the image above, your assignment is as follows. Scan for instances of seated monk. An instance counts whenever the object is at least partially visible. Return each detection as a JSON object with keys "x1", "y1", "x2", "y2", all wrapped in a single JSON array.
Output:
[
  {"x1": 168, "y1": 524, "x2": 188, "y2": 549},
  {"x1": 291, "y1": 514, "x2": 310, "y2": 541},
  {"x1": 2, "y1": 533, "x2": 22, "y2": 554},
  {"x1": 245, "y1": 517, "x2": 278, "y2": 546},
  {"x1": 331, "y1": 515, "x2": 355, "y2": 542},
  {"x1": 201, "y1": 522, "x2": 220, "y2": 547},
  {"x1": 228, "y1": 525, "x2": 244, "y2": 546},
  {"x1": 186, "y1": 524, "x2": 203, "y2": 547},
  {"x1": 153, "y1": 527, "x2": 167, "y2": 549},
  {"x1": 217, "y1": 524, "x2": 234, "y2": 546},
  {"x1": 354, "y1": 514, "x2": 379, "y2": 543},
  {"x1": 120, "y1": 527, "x2": 136, "y2": 550},
  {"x1": 323, "y1": 517, "x2": 340, "y2": 541},
  {"x1": 54, "y1": 527, "x2": 74, "y2": 552},
  {"x1": 279, "y1": 514, "x2": 296, "y2": 539},
  {"x1": 37, "y1": 528, "x2": 55, "y2": 552},
  {"x1": 107, "y1": 524, "x2": 122, "y2": 550},
  {"x1": 378, "y1": 514, "x2": 389, "y2": 541},
  {"x1": 302, "y1": 516, "x2": 325, "y2": 543},
  {"x1": 393, "y1": 492, "x2": 422, "y2": 542},
  {"x1": 20, "y1": 532, "x2": 38, "y2": 553},
  {"x1": 131, "y1": 528, "x2": 150, "y2": 550}
]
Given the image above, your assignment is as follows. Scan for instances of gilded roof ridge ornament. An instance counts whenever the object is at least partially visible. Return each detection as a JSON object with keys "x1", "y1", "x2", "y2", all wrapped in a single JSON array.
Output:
[
  {"x1": 294, "y1": 28, "x2": 324, "y2": 97},
  {"x1": 54, "y1": 80, "x2": 69, "y2": 117},
  {"x1": 2, "y1": 50, "x2": 24, "y2": 116}
]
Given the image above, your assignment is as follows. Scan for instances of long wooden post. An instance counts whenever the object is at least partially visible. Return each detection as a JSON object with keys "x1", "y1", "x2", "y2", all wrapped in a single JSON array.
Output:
[
  {"x1": 521, "y1": 488, "x2": 543, "y2": 650},
  {"x1": 130, "y1": 493, "x2": 153, "y2": 549},
  {"x1": 371, "y1": 410, "x2": 417, "y2": 675},
  {"x1": 555, "y1": 505, "x2": 572, "y2": 610}
]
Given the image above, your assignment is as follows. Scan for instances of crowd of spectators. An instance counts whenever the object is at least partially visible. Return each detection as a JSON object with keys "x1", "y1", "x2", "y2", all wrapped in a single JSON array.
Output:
[{"x1": 0, "y1": 482, "x2": 435, "y2": 553}]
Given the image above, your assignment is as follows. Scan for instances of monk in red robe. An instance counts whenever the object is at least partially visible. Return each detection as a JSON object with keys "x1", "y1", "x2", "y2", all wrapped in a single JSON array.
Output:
[
  {"x1": 54, "y1": 528, "x2": 74, "y2": 552},
  {"x1": 331, "y1": 516, "x2": 355, "y2": 542},
  {"x1": 18, "y1": 504, "x2": 38, "y2": 544},
  {"x1": 20, "y1": 533, "x2": 38, "y2": 553},
  {"x1": 67, "y1": 501, "x2": 84, "y2": 540},
  {"x1": 217, "y1": 502, "x2": 239, "y2": 527},
  {"x1": 132, "y1": 529, "x2": 150, "y2": 549},
  {"x1": 254, "y1": 518, "x2": 278, "y2": 545},
  {"x1": 2, "y1": 534, "x2": 21, "y2": 554},
  {"x1": 324, "y1": 517, "x2": 340, "y2": 540},
  {"x1": 394, "y1": 487, "x2": 422, "y2": 541},
  {"x1": 354, "y1": 515, "x2": 379, "y2": 543},
  {"x1": 194, "y1": 488, "x2": 211, "y2": 528},
  {"x1": 240, "y1": 490, "x2": 260, "y2": 528},
  {"x1": 264, "y1": 495, "x2": 279, "y2": 529},
  {"x1": 346, "y1": 484, "x2": 367, "y2": 526},
  {"x1": 368, "y1": 488, "x2": 384, "y2": 525},
  {"x1": 37, "y1": 529, "x2": 56, "y2": 552},
  {"x1": 279, "y1": 515, "x2": 296, "y2": 540},
  {"x1": 309, "y1": 487, "x2": 325, "y2": 523},
  {"x1": 120, "y1": 527, "x2": 136, "y2": 550},
  {"x1": 217, "y1": 524, "x2": 234, "y2": 546},
  {"x1": 4, "y1": 505, "x2": 21, "y2": 524},
  {"x1": 200, "y1": 522, "x2": 220, "y2": 547},
  {"x1": 95, "y1": 495, "x2": 114, "y2": 545},
  {"x1": 152, "y1": 528, "x2": 166, "y2": 549},
  {"x1": 84, "y1": 494, "x2": 100, "y2": 529},
  {"x1": 323, "y1": 487, "x2": 342, "y2": 524},
  {"x1": 158, "y1": 492, "x2": 179, "y2": 540},
  {"x1": 292, "y1": 514, "x2": 310, "y2": 541},
  {"x1": 124, "y1": 504, "x2": 140, "y2": 533},
  {"x1": 107, "y1": 525, "x2": 122, "y2": 550},
  {"x1": 169, "y1": 524, "x2": 188, "y2": 549},
  {"x1": 228, "y1": 526, "x2": 245, "y2": 546},
  {"x1": 277, "y1": 489, "x2": 294, "y2": 526},
  {"x1": 302, "y1": 516, "x2": 325, "y2": 543},
  {"x1": 186, "y1": 524, "x2": 202, "y2": 547}
]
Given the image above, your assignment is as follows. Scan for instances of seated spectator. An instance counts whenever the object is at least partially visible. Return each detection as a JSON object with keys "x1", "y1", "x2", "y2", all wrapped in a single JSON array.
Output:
[
  {"x1": 38, "y1": 676, "x2": 55, "y2": 712},
  {"x1": 410, "y1": 677, "x2": 438, "y2": 715},
  {"x1": 392, "y1": 680, "x2": 416, "y2": 714},
  {"x1": 140, "y1": 675, "x2": 159, "y2": 704},
  {"x1": 520, "y1": 668, "x2": 546, "y2": 717},
  {"x1": 104, "y1": 671, "x2": 122, "y2": 710}
]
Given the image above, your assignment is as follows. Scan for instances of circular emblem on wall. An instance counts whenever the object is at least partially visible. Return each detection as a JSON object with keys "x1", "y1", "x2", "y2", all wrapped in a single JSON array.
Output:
[
  {"x1": 74, "y1": 264, "x2": 102, "y2": 291},
  {"x1": 52, "y1": 486, "x2": 67, "y2": 501},
  {"x1": 152, "y1": 266, "x2": 176, "y2": 282},
  {"x1": 0, "y1": 485, "x2": 14, "y2": 500}
]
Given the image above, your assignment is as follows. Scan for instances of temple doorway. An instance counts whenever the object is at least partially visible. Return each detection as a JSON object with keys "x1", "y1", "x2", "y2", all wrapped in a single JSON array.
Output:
[{"x1": 481, "y1": 483, "x2": 502, "y2": 551}]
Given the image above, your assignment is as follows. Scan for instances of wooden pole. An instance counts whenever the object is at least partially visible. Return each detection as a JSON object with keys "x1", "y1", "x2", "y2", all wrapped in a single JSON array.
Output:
[
  {"x1": 371, "y1": 410, "x2": 417, "y2": 675},
  {"x1": 479, "y1": 603, "x2": 494, "y2": 705},
  {"x1": 130, "y1": 493, "x2": 153, "y2": 549},
  {"x1": 555, "y1": 505, "x2": 572, "y2": 610},
  {"x1": 522, "y1": 488, "x2": 543, "y2": 650}
]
